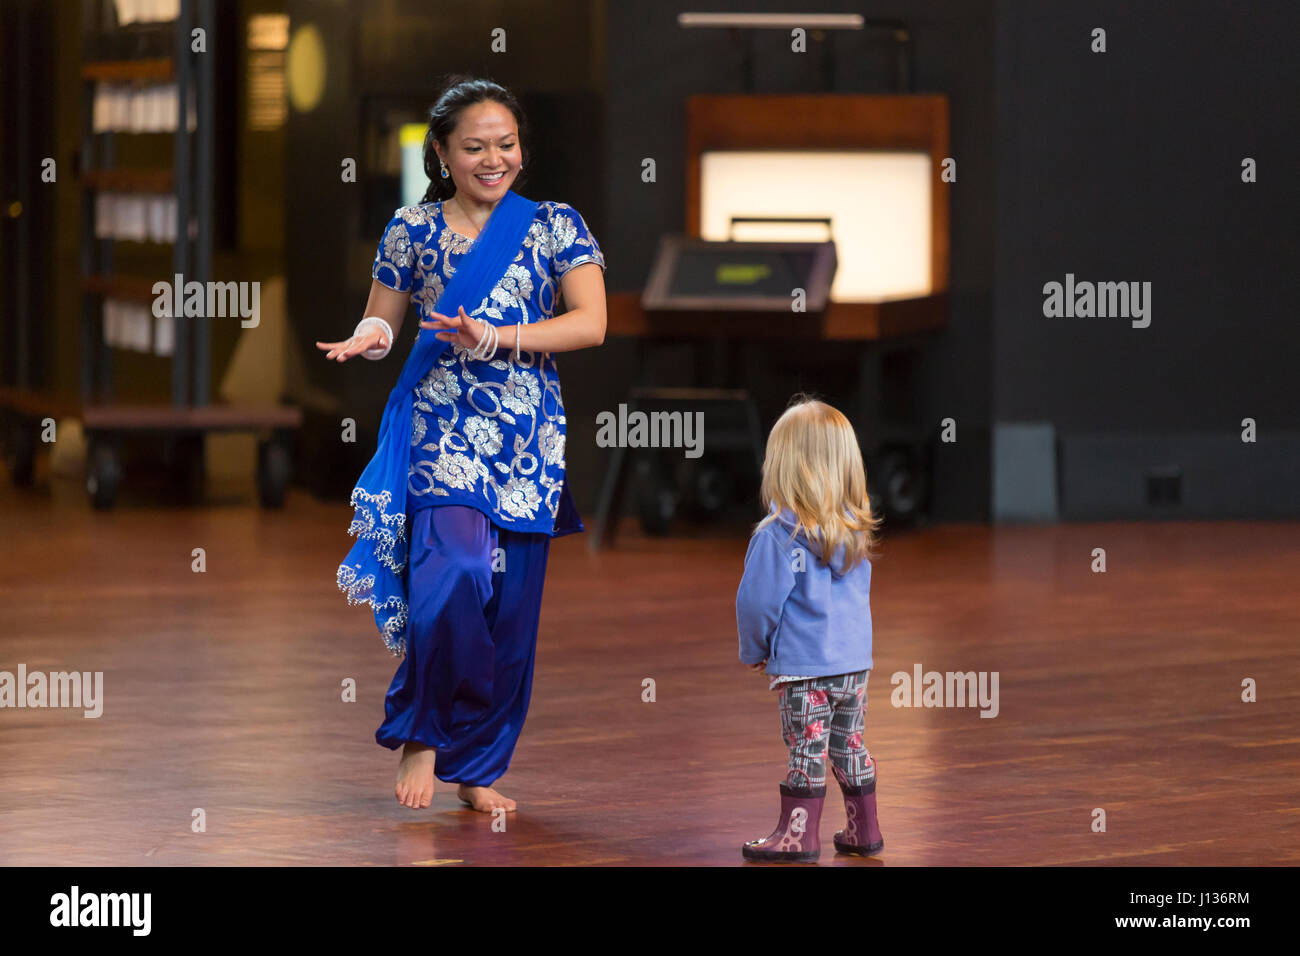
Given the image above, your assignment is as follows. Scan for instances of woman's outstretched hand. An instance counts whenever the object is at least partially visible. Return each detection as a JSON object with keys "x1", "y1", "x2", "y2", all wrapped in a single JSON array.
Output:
[
  {"x1": 420, "y1": 306, "x2": 483, "y2": 350},
  {"x1": 315, "y1": 326, "x2": 388, "y2": 362}
]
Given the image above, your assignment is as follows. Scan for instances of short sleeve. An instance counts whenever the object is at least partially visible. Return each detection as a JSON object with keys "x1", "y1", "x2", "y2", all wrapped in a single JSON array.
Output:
[
  {"x1": 372, "y1": 208, "x2": 416, "y2": 293},
  {"x1": 548, "y1": 202, "x2": 606, "y2": 280}
]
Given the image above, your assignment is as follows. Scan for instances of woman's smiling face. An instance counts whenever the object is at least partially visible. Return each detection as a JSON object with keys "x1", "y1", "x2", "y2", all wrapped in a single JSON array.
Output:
[{"x1": 437, "y1": 100, "x2": 521, "y2": 202}]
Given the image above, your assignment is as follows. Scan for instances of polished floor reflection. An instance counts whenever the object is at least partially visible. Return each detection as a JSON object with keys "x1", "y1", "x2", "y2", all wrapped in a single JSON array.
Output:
[{"x1": 2, "y1": 479, "x2": 1296, "y2": 865}]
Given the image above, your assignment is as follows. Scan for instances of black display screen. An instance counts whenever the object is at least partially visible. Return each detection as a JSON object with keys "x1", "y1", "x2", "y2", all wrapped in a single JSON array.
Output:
[
  {"x1": 642, "y1": 237, "x2": 838, "y2": 312},
  {"x1": 668, "y1": 248, "x2": 821, "y2": 299}
]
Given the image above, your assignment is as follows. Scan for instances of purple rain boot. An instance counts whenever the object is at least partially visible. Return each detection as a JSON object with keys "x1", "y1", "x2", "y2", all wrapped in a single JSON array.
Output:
[
  {"x1": 833, "y1": 769, "x2": 884, "y2": 856},
  {"x1": 742, "y1": 784, "x2": 825, "y2": 863}
]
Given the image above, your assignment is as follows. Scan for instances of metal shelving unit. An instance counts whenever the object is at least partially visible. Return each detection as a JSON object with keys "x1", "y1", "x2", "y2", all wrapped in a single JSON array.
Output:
[{"x1": 66, "y1": 0, "x2": 298, "y2": 508}]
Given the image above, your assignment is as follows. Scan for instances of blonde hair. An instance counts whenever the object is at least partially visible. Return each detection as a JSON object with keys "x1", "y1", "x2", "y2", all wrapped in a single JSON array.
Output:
[{"x1": 754, "y1": 393, "x2": 883, "y2": 572}]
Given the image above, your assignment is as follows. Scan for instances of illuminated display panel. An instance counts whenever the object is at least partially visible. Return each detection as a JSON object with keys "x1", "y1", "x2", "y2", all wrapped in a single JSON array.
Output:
[{"x1": 699, "y1": 149, "x2": 932, "y2": 302}]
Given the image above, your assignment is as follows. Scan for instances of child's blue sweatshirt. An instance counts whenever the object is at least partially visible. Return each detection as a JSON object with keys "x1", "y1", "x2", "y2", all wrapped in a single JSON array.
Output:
[{"x1": 736, "y1": 505, "x2": 873, "y2": 676}]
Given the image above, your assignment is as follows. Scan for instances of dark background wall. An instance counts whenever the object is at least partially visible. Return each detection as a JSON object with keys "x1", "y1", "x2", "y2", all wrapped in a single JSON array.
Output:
[
  {"x1": 283, "y1": 0, "x2": 997, "y2": 524},
  {"x1": 600, "y1": 0, "x2": 997, "y2": 522},
  {"x1": 993, "y1": 0, "x2": 1300, "y2": 518},
  {"x1": 8, "y1": 0, "x2": 1292, "y2": 521},
  {"x1": 0, "y1": 0, "x2": 54, "y2": 394}
]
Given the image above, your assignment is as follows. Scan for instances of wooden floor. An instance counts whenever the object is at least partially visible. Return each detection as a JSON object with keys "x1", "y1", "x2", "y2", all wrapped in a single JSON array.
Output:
[{"x1": 2, "y1": 474, "x2": 1298, "y2": 866}]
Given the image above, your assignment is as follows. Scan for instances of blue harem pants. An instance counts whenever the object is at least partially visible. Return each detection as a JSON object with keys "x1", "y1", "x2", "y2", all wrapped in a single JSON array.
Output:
[{"x1": 375, "y1": 504, "x2": 551, "y2": 787}]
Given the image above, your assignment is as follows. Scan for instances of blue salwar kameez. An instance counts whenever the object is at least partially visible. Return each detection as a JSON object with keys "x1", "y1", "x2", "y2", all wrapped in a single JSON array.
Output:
[{"x1": 360, "y1": 195, "x2": 604, "y2": 785}]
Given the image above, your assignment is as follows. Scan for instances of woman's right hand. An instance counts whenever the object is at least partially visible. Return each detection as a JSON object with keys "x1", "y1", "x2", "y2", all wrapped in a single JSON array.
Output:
[{"x1": 315, "y1": 326, "x2": 388, "y2": 362}]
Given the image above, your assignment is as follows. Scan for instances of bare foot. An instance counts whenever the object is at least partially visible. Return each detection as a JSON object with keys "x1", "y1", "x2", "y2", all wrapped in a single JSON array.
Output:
[
  {"x1": 395, "y1": 741, "x2": 436, "y2": 809},
  {"x1": 457, "y1": 784, "x2": 517, "y2": 813}
]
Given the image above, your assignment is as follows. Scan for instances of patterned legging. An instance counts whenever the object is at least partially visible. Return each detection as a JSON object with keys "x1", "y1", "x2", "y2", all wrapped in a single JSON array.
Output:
[{"x1": 778, "y1": 670, "x2": 874, "y2": 790}]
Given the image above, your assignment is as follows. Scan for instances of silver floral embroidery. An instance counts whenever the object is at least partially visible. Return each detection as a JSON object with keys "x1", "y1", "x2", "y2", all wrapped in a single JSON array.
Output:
[
  {"x1": 548, "y1": 202, "x2": 606, "y2": 277},
  {"x1": 490, "y1": 263, "x2": 533, "y2": 312},
  {"x1": 418, "y1": 366, "x2": 460, "y2": 406},
  {"x1": 551, "y1": 211, "x2": 577, "y2": 254},
  {"x1": 431, "y1": 451, "x2": 481, "y2": 491},
  {"x1": 342, "y1": 487, "x2": 406, "y2": 571},
  {"x1": 500, "y1": 476, "x2": 543, "y2": 519},
  {"x1": 538, "y1": 420, "x2": 564, "y2": 466},
  {"x1": 399, "y1": 205, "x2": 437, "y2": 228},
  {"x1": 337, "y1": 561, "x2": 408, "y2": 656},
  {"x1": 500, "y1": 367, "x2": 542, "y2": 415},
  {"x1": 381, "y1": 222, "x2": 413, "y2": 269},
  {"x1": 423, "y1": 270, "x2": 444, "y2": 307},
  {"x1": 464, "y1": 415, "x2": 503, "y2": 456},
  {"x1": 399, "y1": 200, "x2": 599, "y2": 527},
  {"x1": 336, "y1": 485, "x2": 410, "y2": 655},
  {"x1": 349, "y1": 198, "x2": 601, "y2": 654},
  {"x1": 372, "y1": 216, "x2": 416, "y2": 290},
  {"x1": 439, "y1": 228, "x2": 474, "y2": 258},
  {"x1": 529, "y1": 221, "x2": 555, "y2": 260},
  {"x1": 438, "y1": 201, "x2": 475, "y2": 256}
]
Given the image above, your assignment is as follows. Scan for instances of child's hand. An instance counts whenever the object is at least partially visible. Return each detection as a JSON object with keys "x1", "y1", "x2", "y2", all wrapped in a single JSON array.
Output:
[{"x1": 748, "y1": 660, "x2": 767, "y2": 673}]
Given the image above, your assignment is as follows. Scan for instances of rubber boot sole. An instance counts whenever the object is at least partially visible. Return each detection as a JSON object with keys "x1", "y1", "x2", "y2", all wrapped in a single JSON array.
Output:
[
  {"x1": 742, "y1": 844, "x2": 821, "y2": 863},
  {"x1": 833, "y1": 837, "x2": 884, "y2": 856}
]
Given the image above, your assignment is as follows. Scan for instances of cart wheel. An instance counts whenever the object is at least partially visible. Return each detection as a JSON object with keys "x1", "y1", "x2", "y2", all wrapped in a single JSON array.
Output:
[
  {"x1": 257, "y1": 439, "x2": 291, "y2": 508},
  {"x1": 87, "y1": 442, "x2": 121, "y2": 510},
  {"x1": 635, "y1": 454, "x2": 678, "y2": 536},
  {"x1": 872, "y1": 445, "x2": 926, "y2": 524},
  {"x1": 684, "y1": 461, "x2": 734, "y2": 522},
  {"x1": 6, "y1": 421, "x2": 36, "y2": 488}
]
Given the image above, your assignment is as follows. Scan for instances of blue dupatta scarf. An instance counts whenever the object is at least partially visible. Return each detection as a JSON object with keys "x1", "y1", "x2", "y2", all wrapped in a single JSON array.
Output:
[{"x1": 336, "y1": 189, "x2": 540, "y2": 656}]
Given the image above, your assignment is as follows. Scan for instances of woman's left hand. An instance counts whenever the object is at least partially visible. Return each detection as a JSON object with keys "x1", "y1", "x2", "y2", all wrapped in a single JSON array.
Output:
[{"x1": 420, "y1": 306, "x2": 482, "y2": 349}]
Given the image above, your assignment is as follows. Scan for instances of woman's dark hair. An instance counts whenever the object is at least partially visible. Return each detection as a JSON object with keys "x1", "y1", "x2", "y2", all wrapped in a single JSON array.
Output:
[{"x1": 418, "y1": 74, "x2": 530, "y2": 205}]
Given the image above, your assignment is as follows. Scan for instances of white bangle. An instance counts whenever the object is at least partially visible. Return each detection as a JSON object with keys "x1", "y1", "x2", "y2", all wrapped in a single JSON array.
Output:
[
  {"x1": 468, "y1": 317, "x2": 490, "y2": 359},
  {"x1": 354, "y1": 316, "x2": 394, "y2": 360},
  {"x1": 470, "y1": 319, "x2": 498, "y2": 361}
]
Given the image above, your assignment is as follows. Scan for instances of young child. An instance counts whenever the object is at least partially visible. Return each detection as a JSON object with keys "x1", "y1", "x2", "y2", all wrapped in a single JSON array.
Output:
[{"x1": 736, "y1": 395, "x2": 884, "y2": 863}]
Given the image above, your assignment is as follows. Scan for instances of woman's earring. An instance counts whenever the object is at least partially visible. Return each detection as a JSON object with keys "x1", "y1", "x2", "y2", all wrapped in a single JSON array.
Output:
[{"x1": 440, "y1": 161, "x2": 449, "y2": 179}]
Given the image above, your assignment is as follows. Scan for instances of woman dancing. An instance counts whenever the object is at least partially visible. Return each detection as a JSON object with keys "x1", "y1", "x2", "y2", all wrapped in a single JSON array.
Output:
[{"x1": 317, "y1": 75, "x2": 606, "y2": 814}]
